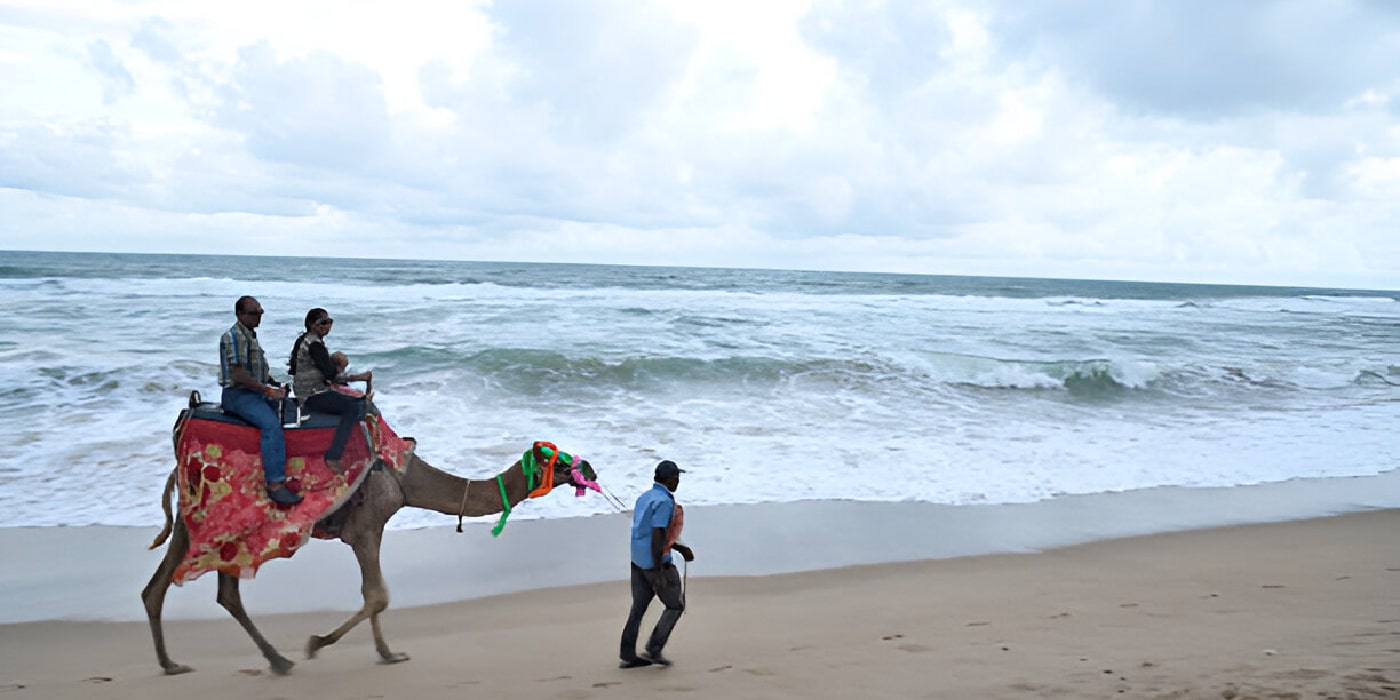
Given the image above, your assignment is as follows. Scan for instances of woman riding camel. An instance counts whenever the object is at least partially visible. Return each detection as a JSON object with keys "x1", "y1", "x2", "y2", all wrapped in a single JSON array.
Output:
[{"x1": 287, "y1": 308, "x2": 371, "y2": 472}]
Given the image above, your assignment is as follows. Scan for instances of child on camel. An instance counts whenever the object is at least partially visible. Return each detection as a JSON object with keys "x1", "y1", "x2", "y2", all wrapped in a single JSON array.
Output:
[{"x1": 330, "y1": 352, "x2": 365, "y2": 398}]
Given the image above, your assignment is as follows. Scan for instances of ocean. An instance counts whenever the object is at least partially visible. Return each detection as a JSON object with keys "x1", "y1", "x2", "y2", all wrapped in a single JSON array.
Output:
[{"x1": 2, "y1": 250, "x2": 1398, "y2": 531}]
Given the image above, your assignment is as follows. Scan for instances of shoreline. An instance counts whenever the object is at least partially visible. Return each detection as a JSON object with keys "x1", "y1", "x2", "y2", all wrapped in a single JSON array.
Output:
[
  {"x1": 1, "y1": 469, "x2": 1398, "y2": 624},
  {"x1": 0, "y1": 509, "x2": 1396, "y2": 699}
]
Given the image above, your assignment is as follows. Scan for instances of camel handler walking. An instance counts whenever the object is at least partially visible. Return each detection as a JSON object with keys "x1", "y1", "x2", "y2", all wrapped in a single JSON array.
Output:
[{"x1": 618, "y1": 460, "x2": 694, "y2": 668}]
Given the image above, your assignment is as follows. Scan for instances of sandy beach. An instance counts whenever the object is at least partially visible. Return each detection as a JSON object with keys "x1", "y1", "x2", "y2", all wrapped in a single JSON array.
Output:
[{"x1": 1, "y1": 507, "x2": 1396, "y2": 700}]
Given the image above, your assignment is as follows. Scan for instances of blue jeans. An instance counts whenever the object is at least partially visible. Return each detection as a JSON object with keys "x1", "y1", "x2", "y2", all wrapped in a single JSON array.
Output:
[{"x1": 221, "y1": 387, "x2": 287, "y2": 484}]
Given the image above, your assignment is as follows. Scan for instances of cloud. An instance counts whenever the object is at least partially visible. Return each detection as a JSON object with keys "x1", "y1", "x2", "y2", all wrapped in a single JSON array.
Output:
[
  {"x1": 130, "y1": 16, "x2": 181, "y2": 65},
  {"x1": 214, "y1": 41, "x2": 393, "y2": 171},
  {"x1": 1, "y1": 0, "x2": 1398, "y2": 288},
  {"x1": 488, "y1": 0, "x2": 698, "y2": 142},
  {"x1": 799, "y1": 0, "x2": 954, "y2": 101},
  {"x1": 988, "y1": 0, "x2": 1400, "y2": 118},
  {"x1": 85, "y1": 39, "x2": 135, "y2": 104},
  {"x1": 0, "y1": 122, "x2": 149, "y2": 199}
]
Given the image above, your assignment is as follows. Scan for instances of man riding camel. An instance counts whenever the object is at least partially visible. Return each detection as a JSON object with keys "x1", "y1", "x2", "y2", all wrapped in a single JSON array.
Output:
[{"x1": 218, "y1": 296, "x2": 301, "y2": 506}]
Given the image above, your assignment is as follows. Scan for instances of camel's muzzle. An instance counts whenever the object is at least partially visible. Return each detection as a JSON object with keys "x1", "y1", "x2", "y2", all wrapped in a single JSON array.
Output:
[{"x1": 569, "y1": 458, "x2": 601, "y2": 497}]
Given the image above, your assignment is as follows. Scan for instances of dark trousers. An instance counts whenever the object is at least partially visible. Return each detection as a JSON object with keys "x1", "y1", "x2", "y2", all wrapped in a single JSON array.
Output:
[
  {"x1": 620, "y1": 562, "x2": 685, "y2": 660},
  {"x1": 303, "y1": 390, "x2": 366, "y2": 460}
]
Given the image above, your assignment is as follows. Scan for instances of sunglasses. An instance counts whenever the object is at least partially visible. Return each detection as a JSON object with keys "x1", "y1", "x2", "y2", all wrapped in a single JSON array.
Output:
[
  {"x1": 317, "y1": 318, "x2": 335, "y2": 326},
  {"x1": 241, "y1": 309, "x2": 264, "y2": 316}
]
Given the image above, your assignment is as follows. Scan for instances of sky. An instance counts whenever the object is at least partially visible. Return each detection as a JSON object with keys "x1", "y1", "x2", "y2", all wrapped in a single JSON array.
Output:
[{"x1": 1, "y1": 0, "x2": 1398, "y2": 289}]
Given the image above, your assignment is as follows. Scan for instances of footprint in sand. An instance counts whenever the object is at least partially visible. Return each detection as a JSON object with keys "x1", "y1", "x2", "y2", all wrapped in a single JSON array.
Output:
[
  {"x1": 84, "y1": 677, "x2": 112, "y2": 684},
  {"x1": 657, "y1": 684, "x2": 699, "y2": 693},
  {"x1": 0, "y1": 685, "x2": 25, "y2": 692},
  {"x1": 1274, "y1": 668, "x2": 1329, "y2": 681},
  {"x1": 897, "y1": 643, "x2": 930, "y2": 653},
  {"x1": 1341, "y1": 673, "x2": 1400, "y2": 699}
]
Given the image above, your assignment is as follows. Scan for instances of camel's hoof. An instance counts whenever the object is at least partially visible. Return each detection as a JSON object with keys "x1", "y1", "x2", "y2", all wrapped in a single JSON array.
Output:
[
  {"x1": 269, "y1": 657, "x2": 295, "y2": 676},
  {"x1": 162, "y1": 664, "x2": 194, "y2": 676},
  {"x1": 377, "y1": 652, "x2": 410, "y2": 665},
  {"x1": 306, "y1": 635, "x2": 327, "y2": 659}
]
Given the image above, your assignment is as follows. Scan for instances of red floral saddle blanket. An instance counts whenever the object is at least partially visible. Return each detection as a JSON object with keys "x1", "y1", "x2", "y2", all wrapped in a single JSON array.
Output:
[{"x1": 171, "y1": 411, "x2": 413, "y2": 584}]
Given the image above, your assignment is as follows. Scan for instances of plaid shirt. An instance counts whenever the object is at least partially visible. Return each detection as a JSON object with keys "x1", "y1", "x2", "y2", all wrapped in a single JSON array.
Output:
[{"x1": 219, "y1": 321, "x2": 271, "y2": 388}]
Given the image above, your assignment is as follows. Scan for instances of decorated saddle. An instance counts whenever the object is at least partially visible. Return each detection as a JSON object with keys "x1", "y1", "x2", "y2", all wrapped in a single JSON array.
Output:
[{"x1": 169, "y1": 402, "x2": 414, "y2": 585}]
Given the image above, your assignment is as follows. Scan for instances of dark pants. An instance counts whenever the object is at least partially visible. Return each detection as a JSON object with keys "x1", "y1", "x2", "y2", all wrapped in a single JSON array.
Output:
[
  {"x1": 221, "y1": 387, "x2": 286, "y2": 484},
  {"x1": 620, "y1": 562, "x2": 685, "y2": 660},
  {"x1": 303, "y1": 390, "x2": 366, "y2": 460}
]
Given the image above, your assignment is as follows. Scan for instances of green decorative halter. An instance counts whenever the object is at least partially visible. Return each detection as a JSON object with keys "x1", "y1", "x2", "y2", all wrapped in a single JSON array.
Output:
[{"x1": 490, "y1": 442, "x2": 575, "y2": 537}]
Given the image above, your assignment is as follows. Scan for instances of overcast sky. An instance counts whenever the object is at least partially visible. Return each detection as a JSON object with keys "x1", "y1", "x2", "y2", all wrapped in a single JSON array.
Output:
[{"x1": 2, "y1": 1, "x2": 1398, "y2": 288}]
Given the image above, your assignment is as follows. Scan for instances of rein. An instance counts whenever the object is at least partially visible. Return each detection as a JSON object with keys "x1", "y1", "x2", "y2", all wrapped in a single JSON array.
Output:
[
  {"x1": 454, "y1": 470, "x2": 519, "y2": 537},
  {"x1": 455, "y1": 479, "x2": 471, "y2": 533}
]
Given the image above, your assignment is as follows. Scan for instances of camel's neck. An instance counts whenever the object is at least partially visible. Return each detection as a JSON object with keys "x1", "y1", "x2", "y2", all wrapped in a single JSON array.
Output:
[{"x1": 400, "y1": 456, "x2": 535, "y2": 518}]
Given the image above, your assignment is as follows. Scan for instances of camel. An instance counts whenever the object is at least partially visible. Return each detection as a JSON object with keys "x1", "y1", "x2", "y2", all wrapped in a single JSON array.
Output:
[{"x1": 141, "y1": 445, "x2": 597, "y2": 676}]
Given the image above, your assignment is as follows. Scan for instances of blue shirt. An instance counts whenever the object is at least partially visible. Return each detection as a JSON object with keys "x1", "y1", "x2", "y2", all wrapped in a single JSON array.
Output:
[{"x1": 629, "y1": 482, "x2": 676, "y2": 569}]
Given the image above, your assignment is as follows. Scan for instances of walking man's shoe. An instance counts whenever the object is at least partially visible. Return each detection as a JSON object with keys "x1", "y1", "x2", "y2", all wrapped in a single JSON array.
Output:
[{"x1": 642, "y1": 650, "x2": 672, "y2": 667}]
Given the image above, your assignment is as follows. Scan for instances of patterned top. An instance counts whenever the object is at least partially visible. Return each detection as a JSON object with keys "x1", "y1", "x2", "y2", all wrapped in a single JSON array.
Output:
[
  {"x1": 291, "y1": 333, "x2": 343, "y2": 401},
  {"x1": 219, "y1": 321, "x2": 271, "y2": 388},
  {"x1": 665, "y1": 503, "x2": 685, "y2": 552}
]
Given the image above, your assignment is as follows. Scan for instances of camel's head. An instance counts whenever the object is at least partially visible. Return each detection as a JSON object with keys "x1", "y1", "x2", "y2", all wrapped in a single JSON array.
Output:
[
  {"x1": 527, "y1": 442, "x2": 601, "y2": 498},
  {"x1": 563, "y1": 455, "x2": 601, "y2": 497}
]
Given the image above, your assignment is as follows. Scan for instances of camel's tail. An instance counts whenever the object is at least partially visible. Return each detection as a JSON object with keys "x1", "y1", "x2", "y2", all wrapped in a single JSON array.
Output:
[{"x1": 148, "y1": 468, "x2": 177, "y2": 550}]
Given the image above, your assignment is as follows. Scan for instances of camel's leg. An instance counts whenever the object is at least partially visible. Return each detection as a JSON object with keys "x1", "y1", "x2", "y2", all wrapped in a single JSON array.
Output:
[
  {"x1": 307, "y1": 529, "x2": 408, "y2": 664},
  {"x1": 142, "y1": 520, "x2": 194, "y2": 676},
  {"x1": 369, "y1": 605, "x2": 404, "y2": 664},
  {"x1": 215, "y1": 573, "x2": 295, "y2": 675}
]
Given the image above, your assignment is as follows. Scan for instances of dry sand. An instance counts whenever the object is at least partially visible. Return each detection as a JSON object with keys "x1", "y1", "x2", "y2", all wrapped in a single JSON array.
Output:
[{"x1": 1, "y1": 509, "x2": 1397, "y2": 699}]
